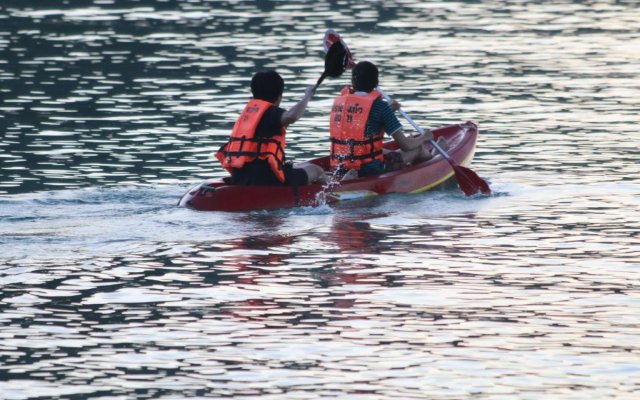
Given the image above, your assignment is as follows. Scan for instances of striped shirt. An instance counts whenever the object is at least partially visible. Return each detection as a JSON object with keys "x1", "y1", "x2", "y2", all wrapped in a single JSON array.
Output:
[
  {"x1": 353, "y1": 93, "x2": 403, "y2": 176},
  {"x1": 364, "y1": 97, "x2": 403, "y2": 137}
]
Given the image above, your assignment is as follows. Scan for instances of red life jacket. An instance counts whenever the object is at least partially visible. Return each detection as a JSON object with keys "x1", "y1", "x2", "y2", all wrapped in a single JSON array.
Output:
[
  {"x1": 329, "y1": 86, "x2": 384, "y2": 170},
  {"x1": 215, "y1": 99, "x2": 287, "y2": 183}
]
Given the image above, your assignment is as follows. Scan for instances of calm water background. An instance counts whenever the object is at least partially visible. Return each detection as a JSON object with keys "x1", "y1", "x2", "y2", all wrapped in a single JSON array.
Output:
[{"x1": 1, "y1": 0, "x2": 639, "y2": 398}]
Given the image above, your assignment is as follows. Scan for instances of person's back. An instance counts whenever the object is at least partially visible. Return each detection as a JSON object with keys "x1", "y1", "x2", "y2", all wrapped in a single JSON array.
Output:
[
  {"x1": 329, "y1": 85, "x2": 385, "y2": 174},
  {"x1": 329, "y1": 61, "x2": 436, "y2": 179},
  {"x1": 225, "y1": 100, "x2": 289, "y2": 185},
  {"x1": 216, "y1": 70, "x2": 326, "y2": 186}
]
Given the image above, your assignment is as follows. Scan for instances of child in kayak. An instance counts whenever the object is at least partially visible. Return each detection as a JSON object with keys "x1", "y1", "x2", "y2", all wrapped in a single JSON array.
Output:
[
  {"x1": 329, "y1": 61, "x2": 447, "y2": 179},
  {"x1": 216, "y1": 70, "x2": 327, "y2": 186}
]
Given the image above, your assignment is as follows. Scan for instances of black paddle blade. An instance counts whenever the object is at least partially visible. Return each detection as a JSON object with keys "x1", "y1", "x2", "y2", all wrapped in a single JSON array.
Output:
[
  {"x1": 324, "y1": 40, "x2": 348, "y2": 78},
  {"x1": 453, "y1": 165, "x2": 492, "y2": 196},
  {"x1": 313, "y1": 40, "x2": 349, "y2": 92}
]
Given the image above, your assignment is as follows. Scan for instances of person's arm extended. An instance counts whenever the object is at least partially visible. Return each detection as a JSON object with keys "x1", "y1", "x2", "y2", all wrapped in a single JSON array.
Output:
[
  {"x1": 391, "y1": 128, "x2": 433, "y2": 152},
  {"x1": 281, "y1": 86, "x2": 315, "y2": 126},
  {"x1": 386, "y1": 99, "x2": 433, "y2": 151}
]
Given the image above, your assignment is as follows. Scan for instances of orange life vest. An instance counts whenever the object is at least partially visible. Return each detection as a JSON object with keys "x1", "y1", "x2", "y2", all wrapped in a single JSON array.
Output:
[
  {"x1": 329, "y1": 86, "x2": 384, "y2": 170},
  {"x1": 215, "y1": 99, "x2": 287, "y2": 183}
]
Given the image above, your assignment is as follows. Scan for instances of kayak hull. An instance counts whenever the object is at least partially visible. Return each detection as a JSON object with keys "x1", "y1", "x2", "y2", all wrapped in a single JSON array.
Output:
[{"x1": 179, "y1": 121, "x2": 478, "y2": 212}]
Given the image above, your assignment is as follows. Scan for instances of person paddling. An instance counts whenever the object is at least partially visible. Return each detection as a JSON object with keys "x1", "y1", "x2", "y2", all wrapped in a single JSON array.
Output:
[
  {"x1": 216, "y1": 70, "x2": 327, "y2": 186},
  {"x1": 329, "y1": 61, "x2": 446, "y2": 179}
]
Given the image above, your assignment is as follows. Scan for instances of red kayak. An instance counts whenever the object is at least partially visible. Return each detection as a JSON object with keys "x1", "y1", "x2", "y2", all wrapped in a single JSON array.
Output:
[{"x1": 179, "y1": 121, "x2": 479, "y2": 212}]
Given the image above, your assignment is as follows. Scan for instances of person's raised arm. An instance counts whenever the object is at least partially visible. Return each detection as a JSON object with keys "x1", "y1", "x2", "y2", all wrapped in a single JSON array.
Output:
[{"x1": 281, "y1": 86, "x2": 315, "y2": 126}]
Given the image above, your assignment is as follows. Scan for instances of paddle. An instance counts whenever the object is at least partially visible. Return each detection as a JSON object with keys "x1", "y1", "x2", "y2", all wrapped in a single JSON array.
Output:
[
  {"x1": 377, "y1": 88, "x2": 491, "y2": 196},
  {"x1": 312, "y1": 40, "x2": 351, "y2": 92},
  {"x1": 322, "y1": 29, "x2": 491, "y2": 196}
]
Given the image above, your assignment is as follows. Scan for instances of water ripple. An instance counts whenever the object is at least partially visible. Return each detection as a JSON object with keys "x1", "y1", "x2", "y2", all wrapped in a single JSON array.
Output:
[{"x1": 1, "y1": 1, "x2": 640, "y2": 398}]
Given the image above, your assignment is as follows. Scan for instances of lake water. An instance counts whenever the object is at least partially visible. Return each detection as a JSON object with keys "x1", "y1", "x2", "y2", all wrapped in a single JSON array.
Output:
[{"x1": 1, "y1": 0, "x2": 639, "y2": 398}]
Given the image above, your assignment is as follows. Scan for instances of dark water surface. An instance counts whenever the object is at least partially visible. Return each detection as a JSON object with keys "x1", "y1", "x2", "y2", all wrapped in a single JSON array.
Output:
[{"x1": 1, "y1": 1, "x2": 639, "y2": 398}]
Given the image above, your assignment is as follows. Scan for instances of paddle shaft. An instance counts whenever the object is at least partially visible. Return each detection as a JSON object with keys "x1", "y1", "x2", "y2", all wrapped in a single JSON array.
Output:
[
  {"x1": 377, "y1": 87, "x2": 491, "y2": 195},
  {"x1": 375, "y1": 87, "x2": 454, "y2": 164},
  {"x1": 312, "y1": 73, "x2": 326, "y2": 93}
]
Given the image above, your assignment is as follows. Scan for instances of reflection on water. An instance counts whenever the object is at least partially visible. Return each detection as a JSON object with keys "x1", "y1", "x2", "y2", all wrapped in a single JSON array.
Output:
[
  {"x1": 2, "y1": 183, "x2": 639, "y2": 398},
  {"x1": 1, "y1": 0, "x2": 640, "y2": 398}
]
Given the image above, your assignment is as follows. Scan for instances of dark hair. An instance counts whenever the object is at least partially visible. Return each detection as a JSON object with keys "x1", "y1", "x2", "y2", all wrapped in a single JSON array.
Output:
[
  {"x1": 352, "y1": 61, "x2": 379, "y2": 92},
  {"x1": 251, "y1": 70, "x2": 284, "y2": 102}
]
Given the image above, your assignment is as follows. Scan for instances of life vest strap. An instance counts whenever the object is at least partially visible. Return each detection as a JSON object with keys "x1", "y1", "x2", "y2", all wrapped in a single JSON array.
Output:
[
  {"x1": 330, "y1": 149, "x2": 383, "y2": 162},
  {"x1": 329, "y1": 136, "x2": 382, "y2": 163},
  {"x1": 218, "y1": 136, "x2": 285, "y2": 170},
  {"x1": 329, "y1": 137, "x2": 378, "y2": 146}
]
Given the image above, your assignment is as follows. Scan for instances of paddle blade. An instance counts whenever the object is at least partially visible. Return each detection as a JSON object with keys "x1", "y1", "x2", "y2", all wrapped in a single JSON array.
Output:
[
  {"x1": 313, "y1": 31, "x2": 352, "y2": 91},
  {"x1": 452, "y1": 165, "x2": 491, "y2": 196},
  {"x1": 324, "y1": 41, "x2": 348, "y2": 78},
  {"x1": 323, "y1": 29, "x2": 355, "y2": 69}
]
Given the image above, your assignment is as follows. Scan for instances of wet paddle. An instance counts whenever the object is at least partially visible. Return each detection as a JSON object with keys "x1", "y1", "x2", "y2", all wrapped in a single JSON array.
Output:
[
  {"x1": 312, "y1": 39, "x2": 351, "y2": 92},
  {"x1": 377, "y1": 88, "x2": 491, "y2": 196},
  {"x1": 321, "y1": 29, "x2": 491, "y2": 196}
]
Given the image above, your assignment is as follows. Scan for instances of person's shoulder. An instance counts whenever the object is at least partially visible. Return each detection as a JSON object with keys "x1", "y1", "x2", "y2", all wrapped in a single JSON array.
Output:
[
  {"x1": 254, "y1": 105, "x2": 285, "y2": 137},
  {"x1": 262, "y1": 105, "x2": 285, "y2": 121},
  {"x1": 372, "y1": 98, "x2": 393, "y2": 114},
  {"x1": 373, "y1": 97, "x2": 390, "y2": 107},
  {"x1": 265, "y1": 105, "x2": 285, "y2": 115}
]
